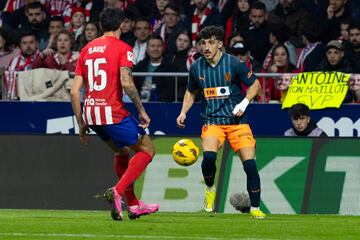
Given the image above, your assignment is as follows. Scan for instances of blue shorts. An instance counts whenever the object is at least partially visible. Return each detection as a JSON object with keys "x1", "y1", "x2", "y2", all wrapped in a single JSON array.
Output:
[{"x1": 89, "y1": 116, "x2": 146, "y2": 149}]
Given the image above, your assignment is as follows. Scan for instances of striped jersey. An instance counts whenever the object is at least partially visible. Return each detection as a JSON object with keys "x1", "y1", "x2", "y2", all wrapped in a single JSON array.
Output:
[
  {"x1": 75, "y1": 36, "x2": 133, "y2": 125},
  {"x1": 188, "y1": 53, "x2": 257, "y2": 125}
]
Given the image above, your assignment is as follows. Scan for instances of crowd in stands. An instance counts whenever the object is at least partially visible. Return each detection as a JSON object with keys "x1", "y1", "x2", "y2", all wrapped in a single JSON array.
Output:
[{"x1": 0, "y1": 0, "x2": 360, "y2": 103}]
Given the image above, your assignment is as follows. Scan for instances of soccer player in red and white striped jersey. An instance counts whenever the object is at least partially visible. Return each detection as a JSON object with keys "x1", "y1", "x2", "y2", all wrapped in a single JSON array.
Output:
[{"x1": 71, "y1": 7, "x2": 159, "y2": 221}]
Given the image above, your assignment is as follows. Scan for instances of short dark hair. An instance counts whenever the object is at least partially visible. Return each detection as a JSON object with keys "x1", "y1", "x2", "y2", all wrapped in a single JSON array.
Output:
[
  {"x1": 288, "y1": 103, "x2": 310, "y2": 119},
  {"x1": 49, "y1": 16, "x2": 65, "y2": 25},
  {"x1": 197, "y1": 25, "x2": 224, "y2": 42},
  {"x1": 99, "y1": 8, "x2": 124, "y2": 32},
  {"x1": 147, "y1": 34, "x2": 164, "y2": 43},
  {"x1": 164, "y1": 2, "x2": 180, "y2": 15},
  {"x1": 26, "y1": 2, "x2": 45, "y2": 13},
  {"x1": 18, "y1": 30, "x2": 36, "y2": 45},
  {"x1": 301, "y1": 21, "x2": 321, "y2": 43},
  {"x1": 348, "y1": 22, "x2": 360, "y2": 32},
  {"x1": 269, "y1": 23, "x2": 290, "y2": 43},
  {"x1": 250, "y1": 1, "x2": 267, "y2": 11}
]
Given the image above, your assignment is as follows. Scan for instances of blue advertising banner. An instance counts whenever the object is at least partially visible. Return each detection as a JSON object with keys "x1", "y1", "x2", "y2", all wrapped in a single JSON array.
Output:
[{"x1": 0, "y1": 102, "x2": 359, "y2": 136}]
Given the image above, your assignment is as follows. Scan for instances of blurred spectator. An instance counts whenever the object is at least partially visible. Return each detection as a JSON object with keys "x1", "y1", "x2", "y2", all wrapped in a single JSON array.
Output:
[
  {"x1": 228, "y1": 40, "x2": 261, "y2": 72},
  {"x1": 43, "y1": 16, "x2": 65, "y2": 54},
  {"x1": 284, "y1": 103, "x2": 327, "y2": 137},
  {"x1": 339, "y1": 18, "x2": 352, "y2": 42},
  {"x1": 226, "y1": 31, "x2": 245, "y2": 49},
  {"x1": 33, "y1": 29, "x2": 78, "y2": 72},
  {"x1": 133, "y1": 17, "x2": 151, "y2": 64},
  {"x1": 46, "y1": 0, "x2": 68, "y2": 17},
  {"x1": 316, "y1": 40, "x2": 353, "y2": 72},
  {"x1": 3, "y1": 31, "x2": 41, "y2": 100},
  {"x1": 185, "y1": 0, "x2": 225, "y2": 46},
  {"x1": 166, "y1": 30, "x2": 192, "y2": 101},
  {"x1": 77, "y1": 21, "x2": 101, "y2": 51},
  {"x1": 0, "y1": 27, "x2": 21, "y2": 69},
  {"x1": 259, "y1": 44, "x2": 299, "y2": 102},
  {"x1": 224, "y1": 0, "x2": 252, "y2": 43},
  {"x1": 320, "y1": 0, "x2": 351, "y2": 43},
  {"x1": 150, "y1": 0, "x2": 169, "y2": 32},
  {"x1": 343, "y1": 73, "x2": 360, "y2": 103},
  {"x1": 343, "y1": 22, "x2": 360, "y2": 73},
  {"x1": 68, "y1": 7, "x2": 85, "y2": 42},
  {"x1": 242, "y1": 1, "x2": 271, "y2": 63},
  {"x1": 274, "y1": 73, "x2": 292, "y2": 102},
  {"x1": 104, "y1": 0, "x2": 136, "y2": 11},
  {"x1": 2, "y1": 0, "x2": 46, "y2": 30},
  {"x1": 133, "y1": 35, "x2": 173, "y2": 102},
  {"x1": 300, "y1": 0, "x2": 328, "y2": 21},
  {"x1": 297, "y1": 21, "x2": 326, "y2": 72},
  {"x1": 18, "y1": 1, "x2": 49, "y2": 51},
  {"x1": 120, "y1": 9, "x2": 136, "y2": 45},
  {"x1": 263, "y1": 22, "x2": 296, "y2": 69},
  {"x1": 63, "y1": 0, "x2": 103, "y2": 28},
  {"x1": 268, "y1": 0, "x2": 311, "y2": 47},
  {"x1": 155, "y1": 3, "x2": 186, "y2": 55},
  {"x1": 258, "y1": 0, "x2": 278, "y2": 12}
]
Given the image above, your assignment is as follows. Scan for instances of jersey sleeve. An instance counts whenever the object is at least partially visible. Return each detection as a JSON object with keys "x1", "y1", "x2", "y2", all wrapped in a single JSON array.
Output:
[
  {"x1": 237, "y1": 61, "x2": 258, "y2": 86},
  {"x1": 119, "y1": 44, "x2": 134, "y2": 68},
  {"x1": 75, "y1": 50, "x2": 84, "y2": 76},
  {"x1": 187, "y1": 64, "x2": 199, "y2": 92}
]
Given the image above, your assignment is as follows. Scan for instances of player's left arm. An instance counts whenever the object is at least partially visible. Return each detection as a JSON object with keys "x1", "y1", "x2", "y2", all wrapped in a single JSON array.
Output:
[
  {"x1": 70, "y1": 75, "x2": 89, "y2": 145},
  {"x1": 233, "y1": 65, "x2": 261, "y2": 116},
  {"x1": 120, "y1": 66, "x2": 150, "y2": 128}
]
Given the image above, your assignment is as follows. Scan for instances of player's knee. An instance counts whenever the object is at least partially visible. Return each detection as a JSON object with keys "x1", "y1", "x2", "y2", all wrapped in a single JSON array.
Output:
[
  {"x1": 201, "y1": 151, "x2": 217, "y2": 176},
  {"x1": 242, "y1": 159, "x2": 257, "y2": 173}
]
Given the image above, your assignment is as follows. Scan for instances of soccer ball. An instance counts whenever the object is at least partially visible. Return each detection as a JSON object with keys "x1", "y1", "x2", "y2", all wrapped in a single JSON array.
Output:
[{"x1": 172, "y1": 139, "x2": 200, "y2": 166}]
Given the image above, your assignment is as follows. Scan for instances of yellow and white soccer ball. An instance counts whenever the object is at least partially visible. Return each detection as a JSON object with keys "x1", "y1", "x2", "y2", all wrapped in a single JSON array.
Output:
[{"x1": 172, "y1": 139, "x2": 200, "y2": 166}]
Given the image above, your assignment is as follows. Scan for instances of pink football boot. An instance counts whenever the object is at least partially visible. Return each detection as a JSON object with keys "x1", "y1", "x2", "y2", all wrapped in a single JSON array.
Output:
[{"x1": 128, "y1": 201, "x2": 160, "y2": 220}]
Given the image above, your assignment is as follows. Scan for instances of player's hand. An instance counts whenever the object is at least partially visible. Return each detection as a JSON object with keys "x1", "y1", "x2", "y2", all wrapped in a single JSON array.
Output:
[
  {"x1": 79, "y1": 120, "x2": 89, "y2": 145},
  {"x1": 139, "y1": 111, "x2": 151, "y2": 129},
  {"x1": 176, "y1": 113, "x2": 186, "y2": 128},
  {"x1": 232, "y1": 98, "x2": 250, "y2": 117}
]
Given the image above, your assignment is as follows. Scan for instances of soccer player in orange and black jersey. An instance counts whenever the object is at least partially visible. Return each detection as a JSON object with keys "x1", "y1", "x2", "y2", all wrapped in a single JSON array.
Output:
[{"x1": 176, "y1": 25, "x2": 266, "y2": 218}]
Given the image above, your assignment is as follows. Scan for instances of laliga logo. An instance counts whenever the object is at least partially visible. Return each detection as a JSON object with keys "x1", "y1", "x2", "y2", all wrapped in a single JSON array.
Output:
[
  {"x1": 84, "y1": 95, "x2": 95, "y2": 106},
  {"x1": 317, "y1": 117, "x2": 360, "y2": 137}
]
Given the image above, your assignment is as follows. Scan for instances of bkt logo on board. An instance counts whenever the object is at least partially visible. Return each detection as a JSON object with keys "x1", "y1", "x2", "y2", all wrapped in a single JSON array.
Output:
[{"x1": 317, "y1": 117, "x2": 360, "y2": 137}]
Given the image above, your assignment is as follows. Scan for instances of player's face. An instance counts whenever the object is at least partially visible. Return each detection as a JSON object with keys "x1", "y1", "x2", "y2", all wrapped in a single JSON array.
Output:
[
  {"x1": 326, "y1": 48, "x2": 343, "y2": 66},
  {"x1": 26, "y1": 8, "x2": 44, "y2": 27},
  {"x1": 276, "y1": 74, "x2": 292, "y2": 91},
  {"x1": 292, "y1": 115, "x2": 310, "y2": 132},
  {"x1": 176, "y1": 33, "x2": 190, "y2": 51},
  {"x1": 71, "y1": 12, "x2": 85, "y2": 29},
  {"x1": 56, "y1": 33, "x2": 72, "y2": 54},
  {"x1": 348, "y1": 74, "x2": 360, "y2": 91},
  {"x1": 85, "y1": 23, "x2": 98, "y2": 41},
  {"x1": 249, "y1": 9, "x2": 266, "y2": 28},
  {"x1": 49, "y1": 21, "x2": 64, "y2": 35},
  {"x1": 237, "y1": 0, "x2": 250, "y2": 12},
  {"x1": 349, "y1": 28, "x2": 360, "y2": 48},
  {"x1": 20, "y1": 35, "x2": 37, "y2": 57},
  {"x1": 273, "y1": 46, "x2": 289, "y2": 67},
  {"x1": 163, "y1": 8, "x2": 180, "y2": 28},
  {"x1": 199, "y1": 37, "x2": 223, "y2": 60},
  {"x1": 134, "y1": 21, "x2": 151, "y2": 42},
  {"x1": 147, "y1": 39, "x2": 164, "y2": 61}
]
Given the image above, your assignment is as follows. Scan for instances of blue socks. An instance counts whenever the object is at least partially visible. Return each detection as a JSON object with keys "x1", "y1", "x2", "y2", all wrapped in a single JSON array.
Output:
[
  {"x1": 201, "y1": 151, "x2": 217, "y2": 187},
  {"x1": 242, "y1": 159, "x2": 261, "y2": 207}
]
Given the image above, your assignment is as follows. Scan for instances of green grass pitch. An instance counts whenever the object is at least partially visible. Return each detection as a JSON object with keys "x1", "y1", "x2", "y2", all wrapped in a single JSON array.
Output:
[{"x1": 0, "y1": 209, "x2": 358, "y2": 240}]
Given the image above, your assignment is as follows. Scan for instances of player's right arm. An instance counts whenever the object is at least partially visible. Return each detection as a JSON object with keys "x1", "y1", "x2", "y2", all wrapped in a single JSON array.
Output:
[
  {"x1": 176, "y1": 89, "x2": 197, "y2": 128},
  {"x1": 120, "y1": 66, "x2": 150, "y2": 128},
  {"x1": 177, "y1": 65, "x2": 199, "y2": 128},
  {"x1": 70, "y1": 75, "x2": 89, "y2": 145}
]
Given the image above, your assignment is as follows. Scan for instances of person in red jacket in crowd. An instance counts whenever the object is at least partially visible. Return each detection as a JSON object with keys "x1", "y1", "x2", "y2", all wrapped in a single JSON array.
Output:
[{"x1": 258, "y1": 43, "x2": 300, "y2": 102}]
